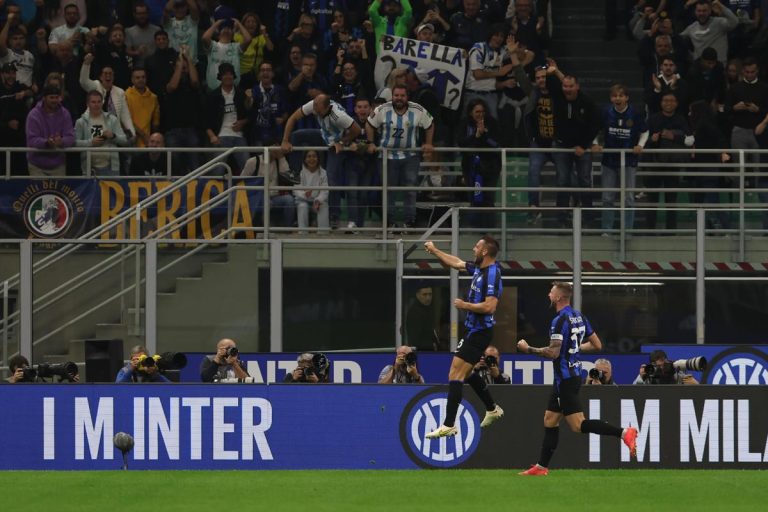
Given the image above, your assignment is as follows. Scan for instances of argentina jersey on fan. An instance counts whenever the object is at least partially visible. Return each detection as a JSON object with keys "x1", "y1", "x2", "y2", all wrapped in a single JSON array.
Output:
[
  {"x1": 463, "y1": 261, "x2": 503, "y2": 333},
  {"x1": 550, "y1": 304, "x2": 593, "y2": 383},
  {"x1": 301, "y1": 99, "x2": 354, "y2": 144},
  {"x1": 368, "y1": 102, "x2": 433, "y2": 160}
]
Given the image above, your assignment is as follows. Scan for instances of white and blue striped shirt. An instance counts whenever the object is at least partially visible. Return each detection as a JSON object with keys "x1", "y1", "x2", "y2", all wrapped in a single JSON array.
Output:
[
  {"x1": 367, "y1": 102, "x2": 433, "y2": 160},
  {"x1": 466, "y1": 42, "x2": 506, "y2": 92},
  {"x1": 301, "y1": 99, "x2": 355, "y2": 144}
]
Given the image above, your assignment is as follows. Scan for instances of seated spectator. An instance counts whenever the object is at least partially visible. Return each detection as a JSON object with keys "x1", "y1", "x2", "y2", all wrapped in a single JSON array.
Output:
[
  {"x1": 163, "y1": 0, "x2": 200, "y2": 64},
  {"x1": 115, "y1": 345, "x2": 171, "y2": 383},
  {"x1": 200, "y1": 338, "x2": 250, "y2": 382},
  {"x1": 368, "y1": 0, "x2": 413, "y2": 49},
  {"x1": 204, "y1": 62, "x2": 248, "y2": 174},
  {"x1": 93, "y1": 24, "x2": 132, "y2": 89},
  {"x1": 293, "y1": 149, "x2": 330, "y2": 234},
  {"x1": 245, "y1": 61, "x2": 288, "y2": 147},
  {"x1": 235, "y1": 12, "x2": 274, "y2": 91},
  {"x1": 74, "y1": 89, "x2": 129, "y2": 176},
  {"x1": 125, "y1": 2, "x2": 161, "y2": 68},
  {"x1": 241, "y1": 147, "x2": 296, "y2": 229},
  {"x1": 25, "y1": 84, "x2": 75, "y2": 176},
  {"x1": 378, "y1": 345, "x2": 424, "y2": 383},
  {"x1": 125, "y1": 67, "x2": 160, "y2": 148},
  {"x1": 130, "y1": 132, "x2": 168, "y2": 176},
  {"x1": 0, "y1": 62, "x2": 30, "y2": 175},
  {"x1": 201, "y1": 17, "x2": 251, "y2": 91},
  {"x1": 284, "y1": 352, "x2": 330, "y2": 383},
  {"x1": 585, "y1": 358, "x2": 617, "y2": 385},
  {"x1": 471, "y1": 345, "x2": 511, "y2": 384}
]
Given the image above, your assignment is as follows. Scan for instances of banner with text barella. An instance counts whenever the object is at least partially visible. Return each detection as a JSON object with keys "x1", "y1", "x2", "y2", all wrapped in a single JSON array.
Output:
[
  {"x1": 374, "y1": 35, "x2": 466, "y2": 110},
  {"x1": 0, "y1": 178, "x2": 266, "y2": 240},
  {"x1": 1, "y1": 385, "x2": 767, "y2": 470}
]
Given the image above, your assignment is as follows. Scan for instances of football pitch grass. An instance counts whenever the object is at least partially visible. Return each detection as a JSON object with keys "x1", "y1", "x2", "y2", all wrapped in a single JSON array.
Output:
[{"x1": 3, "y1": 469, "x2": 765, "y2": 511}]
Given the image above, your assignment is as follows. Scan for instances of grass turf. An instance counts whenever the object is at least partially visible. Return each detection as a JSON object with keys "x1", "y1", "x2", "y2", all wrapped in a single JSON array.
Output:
[{"x1": 2, "y1": 469, "x2": 764, "y2": 511}]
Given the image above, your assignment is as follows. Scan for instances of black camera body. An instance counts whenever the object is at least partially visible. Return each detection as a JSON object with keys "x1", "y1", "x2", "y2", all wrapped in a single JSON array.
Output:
[
  {"x1": 225, "y1": 347, "x2": 239, "y2": 359},
  {"x1": 484, "y1": 355, "x2": 498, "y2": 367},
  {"x1": 645, "y1": 356, "x2": 707, "y2": 384},
  {"x1": 589, "y1": 368, "x2": 605, "y2": 381},
  {"x1": 404, "y1": 351, "x2": 417, "y2": 367},
  {"x1": 303, "y1": 366, "x2": 316, "y2": 379}
]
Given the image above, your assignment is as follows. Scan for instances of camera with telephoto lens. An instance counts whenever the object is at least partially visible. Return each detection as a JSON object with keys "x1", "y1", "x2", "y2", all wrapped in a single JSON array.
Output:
[
  {"x1": 136, "y1": 352, "x2": 188, "y2": 372},
  {"x1": 589, "y1": 368, "x2": 605, "y2": 381},
  {"x1": 404, "y1": 351, "x2": 417, "y2": 367},
  {"x1": 646, "y1": 356, "x2": 707, "y2": 384},
  {"x1": 484, "y1": 355, "x2": 498, "y2": 367},
  {"x1": 22, "y1": 362, "x2": 79, "y2": 382}
]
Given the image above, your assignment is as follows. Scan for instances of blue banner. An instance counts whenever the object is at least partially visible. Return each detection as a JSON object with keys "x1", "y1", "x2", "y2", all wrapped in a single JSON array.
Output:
[{"x1": 0, "y1": 178, "x2": 265, "y2": 239}]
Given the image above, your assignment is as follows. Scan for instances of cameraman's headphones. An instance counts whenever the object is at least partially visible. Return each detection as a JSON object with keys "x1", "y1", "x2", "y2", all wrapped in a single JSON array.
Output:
[{"x1": 216, "y1": 63, "x2": 237, "y2": 81}]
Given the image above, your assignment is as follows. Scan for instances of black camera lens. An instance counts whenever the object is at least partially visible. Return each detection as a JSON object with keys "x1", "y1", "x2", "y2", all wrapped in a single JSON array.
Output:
[
  {"x1": 226, "y1": 347, "x2": 239, "y2": 358},
  {"x1": 589, "y1": 368, "x2": 602, "y2": 379},
  {"x1": 303, "y1": 366, "x2": 315, "y2": 378},
  {"x1": 484, "y1": 355, "x2": 497, "y2": 367},
  {"x1": 404, "y1": 352, "x2": 417, "y2": 366}
]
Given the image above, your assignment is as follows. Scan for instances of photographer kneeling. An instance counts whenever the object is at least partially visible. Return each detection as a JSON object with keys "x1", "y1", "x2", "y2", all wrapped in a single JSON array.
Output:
[
  {"x1": 285, "y1": 353, "x2": 330, "y2": 383},
  {"x1": 634, "y1": 350, "x2": 701, "y2": 385},
  {"x1": 200, "y1": 338, "x2": 250, "y2": 382},
  {"x1": 585, "y1": 358, "x2": 617, "y2": 385},
  {"x1": 471, "y1": 345, "x2": 511, "y2": 384},
  {"x1": 116, "y1": 345, "x2": 171, "y2": 383},
  {"x1": 378, "y1": 345, "x2": 424, "y2": 384}
]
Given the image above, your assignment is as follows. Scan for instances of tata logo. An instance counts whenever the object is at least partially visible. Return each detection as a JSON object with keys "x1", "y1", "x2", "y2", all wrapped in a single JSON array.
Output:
[
  {"x1": 400, "y1": 391, "x2": 480, "y2": 468},
  {"x1": 703, "y1": 347, "x2": 768, "y2": 385}
]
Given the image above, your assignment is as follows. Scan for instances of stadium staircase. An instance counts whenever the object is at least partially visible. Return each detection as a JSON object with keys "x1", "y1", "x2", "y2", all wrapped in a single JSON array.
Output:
[{"x1": 550, "y1": 0, "x2": 644, "y2": 105}]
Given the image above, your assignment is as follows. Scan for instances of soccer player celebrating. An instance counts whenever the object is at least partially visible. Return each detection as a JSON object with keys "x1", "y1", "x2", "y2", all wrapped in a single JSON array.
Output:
[
  {"x1": 423, "y1": 236, "x2": 505, "y2": 439},
  {"x1": 517, "y1": 281, "x2": 638, "y2": 475}
]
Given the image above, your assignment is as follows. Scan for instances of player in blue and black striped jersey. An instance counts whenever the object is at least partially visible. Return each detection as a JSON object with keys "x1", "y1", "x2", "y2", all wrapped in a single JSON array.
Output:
[
  {"x1": 517, "y1": 282, "x2": 638, "y2": 475},
  {"x1": 423, "y1": 236, "x2": 505, "y2": 439}
]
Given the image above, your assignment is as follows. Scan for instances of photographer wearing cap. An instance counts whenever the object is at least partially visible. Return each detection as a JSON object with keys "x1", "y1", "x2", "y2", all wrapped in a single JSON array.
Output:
[
  {"x1": 200, "y1": 338, "x2": 249, "y2": 382},
  {"x1": 285, "y1": 352, "x2": 330, "y2": 383},
  {"x1": 634, "y1": 349, "x2": 699, "y2": 385},
  {"x1": 116, "y1": 345, "x2": 171, "y2": 383},
  {"x1": 584, "y1": 358, "x2": 616, "y2": 386},
  {"x1": 378, "y1": 345, "x2": 424, "y2": 384},
  {"x1": 472, "y1": 345, "x2": 511, "y2": 384}
]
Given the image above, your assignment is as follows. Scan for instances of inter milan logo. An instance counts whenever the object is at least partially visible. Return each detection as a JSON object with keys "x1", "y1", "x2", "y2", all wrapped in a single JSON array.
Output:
[
  {"x1": 704, "y1": 347, "x2": 768, "y2": 385},
  {"x1": 400, "y1": 392, "x2": 480, "y2": 467},
  {"x1": 24, "y1": 192, "x2": 72, "y2": 238}
]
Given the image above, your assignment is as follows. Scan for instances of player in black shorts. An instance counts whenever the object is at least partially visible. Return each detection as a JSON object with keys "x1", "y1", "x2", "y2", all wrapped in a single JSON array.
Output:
[
  {"x1": 423, "y1": 236, "x2": 505, "y2": 439},
  {"x1": 517, "y1": 282, "x2": 638, "y2": 475}
]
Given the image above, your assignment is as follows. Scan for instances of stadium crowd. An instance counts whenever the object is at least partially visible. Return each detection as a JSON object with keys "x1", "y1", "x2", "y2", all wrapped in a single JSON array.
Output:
[{"x1": 1, "y1": 0, "x2": 768, "y2": 230}]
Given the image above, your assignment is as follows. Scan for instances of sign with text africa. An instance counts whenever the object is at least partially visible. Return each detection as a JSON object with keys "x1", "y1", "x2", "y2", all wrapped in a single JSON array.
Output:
[
  {"x1": 374, "y1": 35, "x2": 466, "y2": 110},
  {"x1": 0, "y1": 178, "x2": 265, "y2": 240},
  {"x1": 1, "y1": 385, "x2": 766, "y2": 470}
]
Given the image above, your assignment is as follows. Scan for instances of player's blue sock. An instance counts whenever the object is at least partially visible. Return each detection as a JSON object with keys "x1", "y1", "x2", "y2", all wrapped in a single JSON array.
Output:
[{"x1": 443, "y1": 380, "x2": 463, "y2": 427}]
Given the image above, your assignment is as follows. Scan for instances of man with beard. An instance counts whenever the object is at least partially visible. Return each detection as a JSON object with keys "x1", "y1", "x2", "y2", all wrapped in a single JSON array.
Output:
[
  {"x1": 680, "y1": 0, "x2": 738, "y2": 66},
  {"x1": 126, "y1": 2, "x2": 161, "y2": 68},
  {"x1": 130, "y1": 132, "x2": 168, "y2": 176},
  {"x1": 422, "y1": 236, "x2": 505, "y2": 439},
  {"x1": 517, "y1": 282, "x2": 638, "y2": 475},
  {"x1": 366, "y1": 85, "x2": 433, "y2": 230}
]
